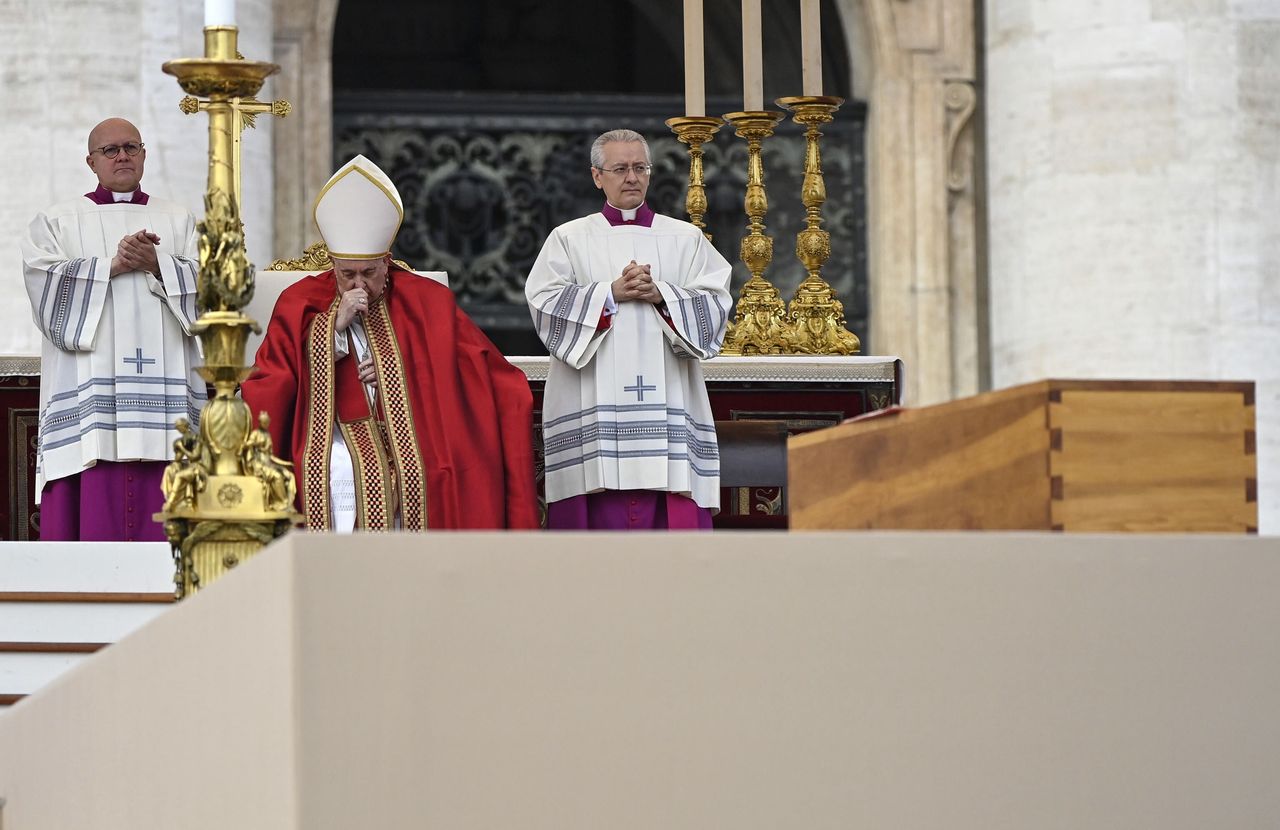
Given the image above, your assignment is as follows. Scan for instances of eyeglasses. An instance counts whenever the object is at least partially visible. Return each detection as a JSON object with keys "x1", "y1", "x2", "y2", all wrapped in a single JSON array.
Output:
[
  {"x1": 92, "y1": 142, "x2": 145, "y2": 159},
  {"x1": 595, "y1": 163, "x2": 652, "y2": 177}
]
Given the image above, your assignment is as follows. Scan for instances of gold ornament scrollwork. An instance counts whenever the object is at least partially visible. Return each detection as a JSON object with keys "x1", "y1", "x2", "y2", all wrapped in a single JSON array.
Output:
[
  {"x1": 197, "y1": 189, "x2": 253, "y2": 313},
  {"x1": 172, "y1": 74, "x2": 268, "y2": 97},
  {"x1": 267, "y1": 241, "x2": 412, "y2": 273},
  {"x1": 787, "y1": 279, "x2": 861, "y2": 355},
  {"x1": 725, "y1": 277, "x2": 791, "y2": 355},
  {"x1": 267, "y1": 241, "x2": 333, "y2": 271}
]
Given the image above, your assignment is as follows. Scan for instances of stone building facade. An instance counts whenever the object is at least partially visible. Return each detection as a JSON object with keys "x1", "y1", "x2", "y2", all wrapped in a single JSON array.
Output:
[{"x1": 1, "y1": 0, "x2": 1274, "y2": 529}]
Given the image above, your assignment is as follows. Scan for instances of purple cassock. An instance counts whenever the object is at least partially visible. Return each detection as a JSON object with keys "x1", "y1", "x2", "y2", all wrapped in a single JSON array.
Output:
[
  {"x1": 40, "y1": 461, "x2": 169, "y2": 542},
  {"x1": 547, "y1": 490, "x2": 713, "y2": 531},
  {"x1": 39, "y1": 185, "x2": 167, "y2": 543},
  {"x1": 543, "y1": 201, "x2": 715, "y2": 532}
]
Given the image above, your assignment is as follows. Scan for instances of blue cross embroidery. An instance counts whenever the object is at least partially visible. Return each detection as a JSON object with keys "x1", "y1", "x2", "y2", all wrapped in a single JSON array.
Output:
[
  {"x1": 122, "y1": 347, "x2": 156, "y2": 374},
  {"x1": 623, "y1": 375, "x2": 657, "y2": 401}
]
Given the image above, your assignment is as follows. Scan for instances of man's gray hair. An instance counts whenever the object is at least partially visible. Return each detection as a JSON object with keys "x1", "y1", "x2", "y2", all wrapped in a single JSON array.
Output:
[{"x1": 590, "y1": 129, "x2": 651, "y2": 168}]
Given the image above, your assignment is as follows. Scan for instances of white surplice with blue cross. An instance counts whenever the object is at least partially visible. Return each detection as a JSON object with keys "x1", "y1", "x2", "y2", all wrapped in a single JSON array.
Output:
[
  {"x1": 21, "y1": 196, "x2": 206, "y2": 500},
  {"x1": 526, "y1": 207, "x2": 732, "y2": 510}
]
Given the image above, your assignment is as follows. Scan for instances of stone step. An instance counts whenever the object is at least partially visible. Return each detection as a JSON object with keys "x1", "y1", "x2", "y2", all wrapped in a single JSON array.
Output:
[
  {"x1": 0, "y1": 542, "x2": 173, "y2": 592},
  {"x1": 0, "y1": 542, "x2": 175, "y2": 706}
]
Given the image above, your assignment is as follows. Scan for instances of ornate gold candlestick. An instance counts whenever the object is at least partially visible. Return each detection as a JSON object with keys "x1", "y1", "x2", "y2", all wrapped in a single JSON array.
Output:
[
  {"x1": 665, "y1": 115, "x2": 723, "y2": 241},
  {"x1": 775, "y1": 95, "x2": 861, "y2": 355},
  {"x1": 158, "y1": 27, "x2": 299, "y2": 598},
  {"x1": 719, "y1": 110, "x2": 790, "y2": 356}
]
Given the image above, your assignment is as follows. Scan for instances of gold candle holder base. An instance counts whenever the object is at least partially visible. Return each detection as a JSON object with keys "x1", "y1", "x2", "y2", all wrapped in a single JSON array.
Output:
[
  {"x1": 775, "y1": 95, "x2": 861, "y2": 355},
  {"x1": 665, "y1": 115, "x2": 724, "y2": 241},
  {"x1": 720, "y1": 110, "x2": 788, "y2": 356}
]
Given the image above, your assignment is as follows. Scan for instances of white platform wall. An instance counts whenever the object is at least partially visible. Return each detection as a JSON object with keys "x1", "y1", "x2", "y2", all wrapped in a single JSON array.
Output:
[{"x1": 2, "y1": 530, "x2": 1278, "y2": 829}]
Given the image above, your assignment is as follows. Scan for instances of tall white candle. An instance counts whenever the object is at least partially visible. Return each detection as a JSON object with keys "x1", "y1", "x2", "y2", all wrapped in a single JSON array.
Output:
[
  {"x1": 205, "y1": 0, "x2": 235, "y2": 27},
  {"x1": 742, "y1": 0, "x2": 763, "y2": 110},
  {"x1": 801, "y1": 0, "x2": 822, "y2": 95},
  {"x1": 684, "y1": 0, "x2": 706, "y2": 117}
]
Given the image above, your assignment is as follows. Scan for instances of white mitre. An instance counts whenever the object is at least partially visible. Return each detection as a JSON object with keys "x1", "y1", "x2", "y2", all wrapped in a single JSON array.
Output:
[{"x1": 313, "y1": 155, "x2": 404, "y2": 260}]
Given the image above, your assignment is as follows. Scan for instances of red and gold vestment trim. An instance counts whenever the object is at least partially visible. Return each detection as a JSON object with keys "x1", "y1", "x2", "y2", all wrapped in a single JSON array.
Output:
[
  {"x1": 299, "y1": 293, "x2": 428, "y2": 531},
  {"x1": 301, "y1": 302, "x2": 337, "y2": 530},
  {"x1": 364, "y1": 297, "x2": 428, "y2": 530},
  {"x1": 340, "y1": 419, "x2": 396, "y2": 531}
]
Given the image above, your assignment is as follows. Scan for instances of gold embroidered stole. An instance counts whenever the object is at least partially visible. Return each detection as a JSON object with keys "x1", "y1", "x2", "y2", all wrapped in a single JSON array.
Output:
[
  {"x1": 301, "y1": 306, "x2": 338, "y2": 530},
  {"x1": 339, "y1": 420, "x2": 397, "y2": 530},
  {"x1": 363, "y1": 299, "x2": 428, "y2": 530},
  {"x1": 301, "y1": 297, "x2": 428, "y2": 531}
]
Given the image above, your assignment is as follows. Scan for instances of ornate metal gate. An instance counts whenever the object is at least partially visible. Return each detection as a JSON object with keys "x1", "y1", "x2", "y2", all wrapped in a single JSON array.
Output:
[{"x1": 335, "y1": 91, "x2": 867, "y2": 354}]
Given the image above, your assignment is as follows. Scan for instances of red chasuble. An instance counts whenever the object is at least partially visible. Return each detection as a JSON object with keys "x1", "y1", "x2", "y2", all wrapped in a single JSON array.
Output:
[{"x1": 241, "y1": 267, "x2": 539, "y2": 530}]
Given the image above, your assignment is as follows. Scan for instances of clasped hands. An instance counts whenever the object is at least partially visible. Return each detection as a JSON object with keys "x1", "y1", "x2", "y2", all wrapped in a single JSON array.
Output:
[
  {"x1": 610, "y1": 260, "x2": 662, "y2": 305},
  {"x1": 110, "y1": 229, "x2": 161, "y2": 277},
  {"x1": 336, "y1": 287, "x2": 378, "y2": 387}
]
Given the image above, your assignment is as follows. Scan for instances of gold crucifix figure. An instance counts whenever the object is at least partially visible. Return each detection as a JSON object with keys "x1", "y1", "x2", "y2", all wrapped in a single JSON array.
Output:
[{"x1": 179, "y1": 91, "x2": 290, "y2": 213}]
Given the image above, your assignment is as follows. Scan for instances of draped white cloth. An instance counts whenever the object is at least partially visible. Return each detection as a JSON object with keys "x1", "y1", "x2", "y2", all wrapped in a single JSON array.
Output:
[
  {"x1": 21, "y1": 197, "x2": 205, "y2": 499},
  {"x1": 526, "y1": 212, "x2": 732, "y2": 509}
]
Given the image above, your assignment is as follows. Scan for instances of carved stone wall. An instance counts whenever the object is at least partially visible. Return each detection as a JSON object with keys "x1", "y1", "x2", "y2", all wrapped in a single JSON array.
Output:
[{"x1": 835, "y1": 0, "x2": 982, "y2": 406}]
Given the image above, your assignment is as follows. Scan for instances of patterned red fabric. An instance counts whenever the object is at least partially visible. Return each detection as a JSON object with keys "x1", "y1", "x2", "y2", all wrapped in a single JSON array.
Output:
[
  {"x1": 344, "y1": 419, "x2": 395, "y2": 530},
  {"x1": 300, "y1": 301, "x2": 338, "y2": 529},
  {"x1": 241, "y1": 268, "x2": 540, "y2": 529},
  {"x1": 362, "y1": 301, "x2": 428, "y2": 529}
]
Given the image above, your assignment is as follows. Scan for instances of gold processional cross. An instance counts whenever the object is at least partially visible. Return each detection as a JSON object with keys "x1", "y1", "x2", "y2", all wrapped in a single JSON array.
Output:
[{"x1": 179, "y1": 87, "x2": 290, "y2": 212}]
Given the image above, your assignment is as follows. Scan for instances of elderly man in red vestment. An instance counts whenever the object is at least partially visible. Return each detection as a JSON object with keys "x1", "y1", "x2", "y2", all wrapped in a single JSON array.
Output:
[{"x1": 241, "y1": 155, "x2": 538, "y2": 531}]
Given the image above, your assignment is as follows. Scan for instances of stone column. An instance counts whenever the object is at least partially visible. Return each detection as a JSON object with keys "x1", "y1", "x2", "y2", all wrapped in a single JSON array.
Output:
[
  {"x1": 986, "y1": 1, "x2": 1280, "y2": 531},
  {"x1": 838, "y1": 0, "x2": 982, "y2": 406},
  {"x1": 272, "y1": 0, "x2": 339, "y2": 261}
]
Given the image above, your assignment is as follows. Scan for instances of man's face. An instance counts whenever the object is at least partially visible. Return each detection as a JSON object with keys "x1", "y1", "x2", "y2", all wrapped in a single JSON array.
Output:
[
  {"x1": 86, "y1": 119, "x2": 145, "y2": 193},
  {"x1": 333, "y1": 256, "x2": 390, "y2": 304},
  {"x1": 591, "y1": 141, "x2": 650, "y2": 210}
]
